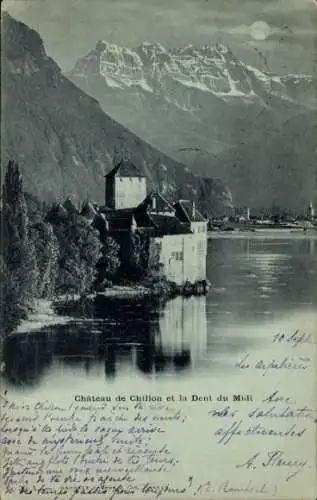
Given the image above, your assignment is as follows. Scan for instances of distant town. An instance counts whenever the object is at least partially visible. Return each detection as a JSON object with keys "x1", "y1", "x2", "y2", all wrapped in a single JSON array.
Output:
[{"x1": 209, "y1": 202, "x2": 317, "y2": 231}]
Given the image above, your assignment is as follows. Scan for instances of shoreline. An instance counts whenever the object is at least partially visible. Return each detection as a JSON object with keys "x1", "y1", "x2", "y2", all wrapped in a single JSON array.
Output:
[
  {"x1": 9, "y1": 280, "x2": 209, "y2": 337},
  {"x1": 11, "y1": 299, "x2": 73, "y2": 336},
  {"x1": 208, "y1": 228, "x2": 317, "y2": 239}
]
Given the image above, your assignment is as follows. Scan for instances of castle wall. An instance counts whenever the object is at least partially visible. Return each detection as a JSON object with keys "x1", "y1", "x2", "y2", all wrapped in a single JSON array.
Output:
[
  {"x1": 188, "y1": 221, "x2": 208, "y2": 281},
  {"x1": 114, "y1": 177, "x2": 147, "y2": 209},
  {"x1": 150, "y1": 228, "x2": 207, "y2": 285},
  {"x1": 156, "y1": 235, "x2": 184, "y2": 285}
]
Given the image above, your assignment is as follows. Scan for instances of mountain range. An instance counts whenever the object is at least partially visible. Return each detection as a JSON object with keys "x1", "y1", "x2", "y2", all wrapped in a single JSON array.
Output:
[
  {"x1": 1, "y1": 13, "x2": 233, "y2": 215},
  {"x1": 67, "y1": 39, "x2": 317, "y2": 211}
]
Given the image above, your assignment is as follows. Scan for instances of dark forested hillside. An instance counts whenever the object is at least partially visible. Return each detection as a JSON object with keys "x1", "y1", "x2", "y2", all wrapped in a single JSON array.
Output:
[{"x1": 1, "y1": 13, "x2": 232, "y2": 215}]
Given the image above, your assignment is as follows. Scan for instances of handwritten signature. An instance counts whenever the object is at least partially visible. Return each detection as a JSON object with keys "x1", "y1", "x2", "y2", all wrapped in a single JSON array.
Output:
[{"x1": 236, "y1": 449, "x2": 309, "y2": 481}]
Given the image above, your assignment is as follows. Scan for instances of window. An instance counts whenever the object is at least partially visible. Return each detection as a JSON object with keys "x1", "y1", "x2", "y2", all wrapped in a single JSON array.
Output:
[{"x1": 172, "y1": 251, "x2": 183, "y2": 261}]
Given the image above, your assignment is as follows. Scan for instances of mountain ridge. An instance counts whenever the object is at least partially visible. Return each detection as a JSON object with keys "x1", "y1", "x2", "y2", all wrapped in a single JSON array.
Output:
[
  {"x1": 70, "y1": 38, "x2": 316, "y2": 108},
  {"x1": 67, "y1": 38, "x2": 317, "y2": 211}
]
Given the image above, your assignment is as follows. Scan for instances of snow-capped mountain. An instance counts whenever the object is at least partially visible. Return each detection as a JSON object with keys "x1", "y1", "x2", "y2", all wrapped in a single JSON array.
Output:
[
  {"x1": 67, "y1": 40, "x2": 316, "y2": 210},
  {"x1": 70, "y1": 40, "x2": 314, "y2": 106}
]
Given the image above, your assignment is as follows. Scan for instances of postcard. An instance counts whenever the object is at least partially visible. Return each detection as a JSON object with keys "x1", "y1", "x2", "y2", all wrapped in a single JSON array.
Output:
[{"x1": 1, "y1": 0, "x2": 316, "y2": 499}]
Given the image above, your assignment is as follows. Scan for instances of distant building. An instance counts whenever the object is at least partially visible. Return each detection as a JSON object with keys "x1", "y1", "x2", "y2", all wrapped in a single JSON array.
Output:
[
  {"x1": 307, "y1": 201, "x2": 315, "y2": 221},
  {"x1": 234, "y1": 206, "x2": 250, "y2": 223},
  {"x1": 96, "y1": 157, "x2": 208, "y2": 285}
]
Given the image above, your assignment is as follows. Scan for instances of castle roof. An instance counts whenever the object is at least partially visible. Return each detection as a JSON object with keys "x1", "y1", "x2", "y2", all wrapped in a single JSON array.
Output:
[
  {"x1": 46, "y1": 203, "x2": 68, "y2": 223},
  {"x1": 137, "y1": 191, "x2": 175, "y2": 215},
  {"x1": 99, "y1": 208, "x2": 135, "y2": 230},
  {"x1": 149, "y1": 214, "x2": 192, "y2": 235},
  {"x1": 174, "y1": 200, "x2": 206, "y2": 223},
  {"x1": 105, "y1": 159, "x2": 144, "y2": 178},
  {"x1": 80, "y1": 201, "x2": 97, "y2": 219},
  {"x1": 63, "y1": 198, "x2": 79, "y2": 214},
  {"x1": 99, "y1": 200, "x2": 192, "y2": 236}
]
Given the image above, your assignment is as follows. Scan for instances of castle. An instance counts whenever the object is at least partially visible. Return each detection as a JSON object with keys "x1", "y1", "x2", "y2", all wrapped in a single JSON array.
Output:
[{"x1": 95, "y1": 157, "x2": 208, "y2": 285}]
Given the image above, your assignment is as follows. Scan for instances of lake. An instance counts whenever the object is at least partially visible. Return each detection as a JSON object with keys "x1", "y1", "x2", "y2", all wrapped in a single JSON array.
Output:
[{"x1": 2, "y1": 232, "x2": 317, "y2": 394}]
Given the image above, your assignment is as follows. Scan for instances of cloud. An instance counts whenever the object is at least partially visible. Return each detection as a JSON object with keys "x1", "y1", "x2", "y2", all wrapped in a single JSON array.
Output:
[{"x1": 229, "y1": 22, "x2": 277, "y2": 40}]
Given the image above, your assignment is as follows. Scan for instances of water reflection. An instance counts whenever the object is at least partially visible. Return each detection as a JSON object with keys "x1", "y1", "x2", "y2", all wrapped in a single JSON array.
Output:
[
  {"x1": 2, "y1": 296, "x2": 208, "y2": 388},
  {"x1": 159, "y1": 296, "x2": 207, "y2": 369},
  {"x1": 207, "y1": 236, "x2": 317, "y2": 324}
]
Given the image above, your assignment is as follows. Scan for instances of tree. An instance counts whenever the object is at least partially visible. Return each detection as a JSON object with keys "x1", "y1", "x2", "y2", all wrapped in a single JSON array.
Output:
[
  {"x1": 24, "y1": 192, "x2": 59, "y2": 299},
  {"x1": 30, "y1": 221, "x2": 59, "y2": 298},
  {"x1": 1, "y1": 161, "x2": 39, "y2": 334},
  {"x1": 128, "y1": 231, "x2": 149, "y2": 279},
  {"x1": 49, "y1": 210, "x2": 101, "y2": 296},
  {"x1": 112, "y1": 230, "x2": 150, "y2": 281},
  {"x1": 95, "y1": 236, "x2": 121, "y2": 289}
]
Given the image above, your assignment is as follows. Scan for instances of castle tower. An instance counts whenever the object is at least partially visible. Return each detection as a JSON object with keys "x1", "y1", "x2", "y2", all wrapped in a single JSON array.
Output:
[{"x1": 105, "y1": 153, "x2": 147, "y2": 210}]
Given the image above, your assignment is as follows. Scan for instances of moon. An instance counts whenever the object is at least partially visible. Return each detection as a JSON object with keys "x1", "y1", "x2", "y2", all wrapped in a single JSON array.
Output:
[{"x1": 250, "y1": 21, "x2": 271, "y2": 41}]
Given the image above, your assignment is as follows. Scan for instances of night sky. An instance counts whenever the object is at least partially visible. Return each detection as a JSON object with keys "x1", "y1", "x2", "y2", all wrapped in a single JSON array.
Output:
[{"x1": 3, "y1": 0, "x2": 317, "y2": 74}]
